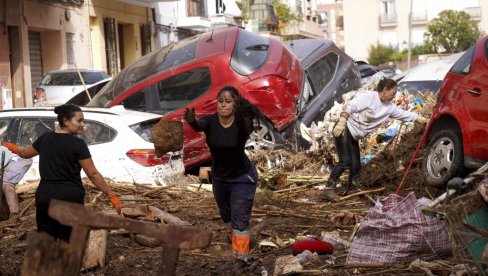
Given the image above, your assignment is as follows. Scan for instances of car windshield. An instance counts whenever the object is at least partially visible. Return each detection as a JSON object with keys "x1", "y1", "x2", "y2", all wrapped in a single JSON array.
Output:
[
  {"x1": 398, "y1": 80, "x2": 443, "y2": 94},
  {"x1": 40, "y1": 71, "x2": 108, "y2": 85},
  {"x1": 88, "y1": 35, "x2": 200, "y2": 107}
]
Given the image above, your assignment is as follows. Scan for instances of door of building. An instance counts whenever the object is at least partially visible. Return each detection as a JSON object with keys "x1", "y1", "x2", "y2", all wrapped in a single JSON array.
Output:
[{"x1": 28, "y1": 31, "x2": 43, "y2": 97}]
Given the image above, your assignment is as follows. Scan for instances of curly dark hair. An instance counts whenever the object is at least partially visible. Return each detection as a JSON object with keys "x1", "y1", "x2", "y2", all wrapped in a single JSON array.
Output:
[{"x1": 54, "y1": 104, "x2": 82, "y2": 127}]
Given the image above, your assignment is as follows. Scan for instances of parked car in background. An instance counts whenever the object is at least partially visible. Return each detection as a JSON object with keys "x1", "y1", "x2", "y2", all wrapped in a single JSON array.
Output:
[
  {"x1": 66, "y1": 78, "x2": 111, "y2": 106},
  {"x1": 0, "y1": 106, "x2": 169, "y2": 185},
  {"x1": 87, "y1": 26, "x2": 360, "y2": 169},
  {"x1": 422, "y1": 36, "x2": 488, "y2": 187},
  {"x1": 34, "y1": 69, "x2": 111, "y2": 106},
  {"x1": 353, "y1": 60, "x2": 379, "y2": 83},
  {"x1": 396, "y1": 52, "x2": 463, "y2": 94}
]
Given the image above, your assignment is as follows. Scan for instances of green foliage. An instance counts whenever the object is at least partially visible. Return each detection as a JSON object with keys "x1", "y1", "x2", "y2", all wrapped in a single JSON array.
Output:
[
  {"x1": 367, "y1": 42, "x2": 395, "y2": 65},
  {"x1": 237, "y1": 0, "x2": 249, "y2": 21},
  {"x1": 274, "y1": 0, "x2": 302, "y2": 23},
  {"x1": 424, "y1": 10, "x2": 482, "y2": 53},
  {"x1": 411, "y1": 44, "x2": 436, "y2": 55},
  {"x1": 390, "y1": 50, "x2": 407, "y2": 62}
]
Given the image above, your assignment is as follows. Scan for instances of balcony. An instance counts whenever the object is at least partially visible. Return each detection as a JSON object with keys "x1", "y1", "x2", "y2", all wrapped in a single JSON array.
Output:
[
  {"x1": 411, "y1": 10, "x2": 428, "y2": 25},
  {"x1": 464, "y1": 7, "x2": 482, "y2": 21},
  {"x1": 379, "y1": 13, "x2": 397, "y2": 27},
  {"x1": 177, "y1": 17, "x2": 211, "y2": 29}
]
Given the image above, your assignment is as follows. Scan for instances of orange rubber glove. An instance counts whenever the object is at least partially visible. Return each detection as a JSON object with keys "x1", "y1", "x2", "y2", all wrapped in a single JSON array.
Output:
[
  {"x1": 108, "y1": 193, "x2": 122, "y2": 215},
  {"x1": 1, "y1": 142, "x2": 18, "y2": 154}
]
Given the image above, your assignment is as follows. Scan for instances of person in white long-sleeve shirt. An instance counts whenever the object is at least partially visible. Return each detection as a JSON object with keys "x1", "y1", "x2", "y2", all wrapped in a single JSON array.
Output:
[{"x1": 327, "y1": 78, "x2": 428, "y2": 194}]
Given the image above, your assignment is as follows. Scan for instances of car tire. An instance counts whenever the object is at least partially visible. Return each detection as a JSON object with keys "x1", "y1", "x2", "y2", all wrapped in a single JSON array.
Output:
[
  {"x1": 423, "y1": 129, "x2": 465, "y2": 188},
  {"x1": 245, "y1": 120, "x2": 285, "y2": 153}
]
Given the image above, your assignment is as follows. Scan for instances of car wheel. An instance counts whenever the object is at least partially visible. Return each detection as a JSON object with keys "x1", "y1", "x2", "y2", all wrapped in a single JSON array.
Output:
[
  {"x1": 245, "y1": 121, "x2": 283, "y2": 153},
  {"x1": 423, "y1": 129, "x2": 465, "y2": 188}
]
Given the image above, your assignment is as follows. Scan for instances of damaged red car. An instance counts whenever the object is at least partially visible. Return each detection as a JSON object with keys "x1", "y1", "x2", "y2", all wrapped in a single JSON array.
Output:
[
  {"x1": 422, "y1": 35, "x2": 488, "y2": 187},
  {"x1": 87, "y1": 26, "x2": 360, "y2": 169}
]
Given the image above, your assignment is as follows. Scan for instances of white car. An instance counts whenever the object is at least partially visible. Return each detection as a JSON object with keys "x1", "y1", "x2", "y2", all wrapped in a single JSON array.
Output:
[
  {"x1": 0, "y1": 106, "x2": 183, "y2": 185},
  {"x1": 34, "y1": 69, "x2": 111, "y2": 106},
  {"x1": 396, "y1": 52, "x2": 464, "y2": 94}
]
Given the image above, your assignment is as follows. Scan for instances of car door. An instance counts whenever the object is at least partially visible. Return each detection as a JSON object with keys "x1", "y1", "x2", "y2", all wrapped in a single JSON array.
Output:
[
  {"x1": 299, "y1": 51, "x2": 339, "y2": 126},
  {"x1": 458, "y1": 37, "x2": 488, "y2": 160}
]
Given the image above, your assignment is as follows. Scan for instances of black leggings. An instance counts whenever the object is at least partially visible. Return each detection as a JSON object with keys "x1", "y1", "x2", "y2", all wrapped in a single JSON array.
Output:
[
  {"x1": 330, "y1": 126, "x2": 361, "y2": 187},
  {"x1": 35, "y1": 182, "x2": 85, "y2": 242}
]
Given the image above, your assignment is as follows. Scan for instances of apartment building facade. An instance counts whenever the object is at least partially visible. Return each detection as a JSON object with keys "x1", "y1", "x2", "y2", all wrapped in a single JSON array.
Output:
[
  {"x1": 343, "y1": 0, "x2": 488, "y2": 61},
  {"x1": 154, "y1": 0, "x2": 242, "y2": 48},
  {"x1": 317, "y1": 1, "x2": 344, "y2": 50},
  {"x1": 0, "y1": 0, "x2": 155, "y2": 108}
]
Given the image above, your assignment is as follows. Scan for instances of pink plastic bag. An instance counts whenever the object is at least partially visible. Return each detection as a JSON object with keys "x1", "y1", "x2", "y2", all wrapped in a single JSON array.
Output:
[{"x1": 346, "y1": 192, "x2": 451, "y2": 264}]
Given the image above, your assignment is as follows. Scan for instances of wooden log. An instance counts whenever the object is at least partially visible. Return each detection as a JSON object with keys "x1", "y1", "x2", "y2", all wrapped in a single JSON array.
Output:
[
  {"x1": 21, "y1": 232, "x2": 79, "y2": 276},
  {"x1": 48, "y1": 199, "x2": 211, "y2": 249},
  {"x1": 82, "y1": 229, "x2": 108, "y2": 270},
  {"x1": 158, "y1": 246, "x2": 180, "y2": 276}
]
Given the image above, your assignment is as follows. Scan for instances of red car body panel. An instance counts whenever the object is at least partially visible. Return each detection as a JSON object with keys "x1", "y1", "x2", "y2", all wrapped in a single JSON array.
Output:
[{"x1": 426, "y1": 35, "x2": 488, "y2": 166}]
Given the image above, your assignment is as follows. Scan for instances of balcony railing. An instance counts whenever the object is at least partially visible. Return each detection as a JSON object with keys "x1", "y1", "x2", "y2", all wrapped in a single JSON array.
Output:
[
  {"x1": 464, "y1": 7, "x2": 482, "y2": 20},
  {"x1": 380, "y1": 13, "x2": 397, "y2": 26}
]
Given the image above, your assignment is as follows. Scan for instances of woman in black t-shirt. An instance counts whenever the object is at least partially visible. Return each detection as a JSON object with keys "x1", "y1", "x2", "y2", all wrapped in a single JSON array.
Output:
[
  {"x1": 2, "y1": 104, "x2": 121, "y2": 241},
  {"x1": 184, "y1": 86, "x2": 268, "y2": 269}
]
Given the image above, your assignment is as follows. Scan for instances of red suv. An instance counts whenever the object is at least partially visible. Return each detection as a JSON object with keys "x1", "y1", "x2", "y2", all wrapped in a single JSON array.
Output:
[{"x1": 422, "y1": 35, "x2": 488, "y2": 187}]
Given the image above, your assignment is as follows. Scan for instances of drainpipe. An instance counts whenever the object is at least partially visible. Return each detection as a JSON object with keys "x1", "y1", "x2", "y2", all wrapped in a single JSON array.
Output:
[{"x1": 407, "y1": 0, "x2": 413, "y2": 70}]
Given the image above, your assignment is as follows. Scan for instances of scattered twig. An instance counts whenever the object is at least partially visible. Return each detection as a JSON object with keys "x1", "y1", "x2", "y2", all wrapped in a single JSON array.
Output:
[
  {"x1": 19, "y1": 198, "x2": 35, "y2": 217},
  {"x1": 339, "y1": 187, "x2": 385, "y2": 201}
]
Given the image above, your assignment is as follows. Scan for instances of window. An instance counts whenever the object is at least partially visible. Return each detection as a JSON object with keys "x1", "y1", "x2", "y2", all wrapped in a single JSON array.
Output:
[
  {"x1": 66, "y1": 33, "x2": 75, "y2": 68},
  {"x1": 298, "y1": 79, "x2": 314, "y2": 111},
  {"x1": 40, "y1": 71, "x2": 109, "y2": 86},
  {"x1": 80, "y1": 120, "x2": 117, "y2": 145},
  {"x1": 18, "y1": 118, "x2": 116, "y2": 147},
  {"x1": 18, "y1": 118, "x2": 55, "y2": 147},
  {"x1": 450, "y1": 46, "x2": 474, "y2": 74},
  {"x1": 129, "y1": 118, "x2": 161, "y2": 143},
  {"x1": 0, "y1": 119, "x2": 11, "y2": 141},
  {"x1": 122, "y1": 67, "x2": 211, "y2": 113},
  {"x1": 307, "y1": 53, "x2": 338, "y2": 95},
  {"x1": 231, "y1": 29, "x2": 270, "y2": 75},
  {"x1": 157, "y1": 67, "x2": 211, "y2": 112},
  {"x1": 381, "y1": 0, "x2": 395, "y2": 15}
]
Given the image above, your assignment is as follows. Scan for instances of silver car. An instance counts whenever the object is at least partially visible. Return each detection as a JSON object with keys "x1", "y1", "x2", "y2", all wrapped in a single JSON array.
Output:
[{"x1": 34, "y1": 69, "x2": 110, "y2": 106}]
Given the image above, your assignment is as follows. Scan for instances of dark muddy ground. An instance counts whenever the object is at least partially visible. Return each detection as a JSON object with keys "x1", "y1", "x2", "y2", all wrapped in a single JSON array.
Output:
[{"x1": 0, "y1": 124, "x2": 464, "y2": 275}]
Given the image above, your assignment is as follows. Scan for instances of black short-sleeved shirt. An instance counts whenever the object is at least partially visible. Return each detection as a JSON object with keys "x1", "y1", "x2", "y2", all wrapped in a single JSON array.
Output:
[
  {"x1": 33, "y1": 132, "x2": 91, "y2": 186},
  {"x1": 189, "y1": 114, "x2": 253, "y2": 178}
]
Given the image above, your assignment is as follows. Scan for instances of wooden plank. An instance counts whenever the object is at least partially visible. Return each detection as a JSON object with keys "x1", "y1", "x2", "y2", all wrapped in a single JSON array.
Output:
[
  {"x1": 158, "y1": 246, "x2": 180, "y2": 276},
  {"x1": 48, "y1": 199, "x2": 211, "y2": 249}
]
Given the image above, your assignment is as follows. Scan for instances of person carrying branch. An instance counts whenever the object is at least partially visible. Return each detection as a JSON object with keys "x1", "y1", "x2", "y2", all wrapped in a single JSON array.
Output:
[
  {"x1": 326, "y1": 78, "x2": 428, "y2": 197},
  {"x1": 184, "y1": 86, "x2": 267, "y2": 272},
  {"x1": 1, "y1": 104, "x2": 121, "y2": 242}
]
